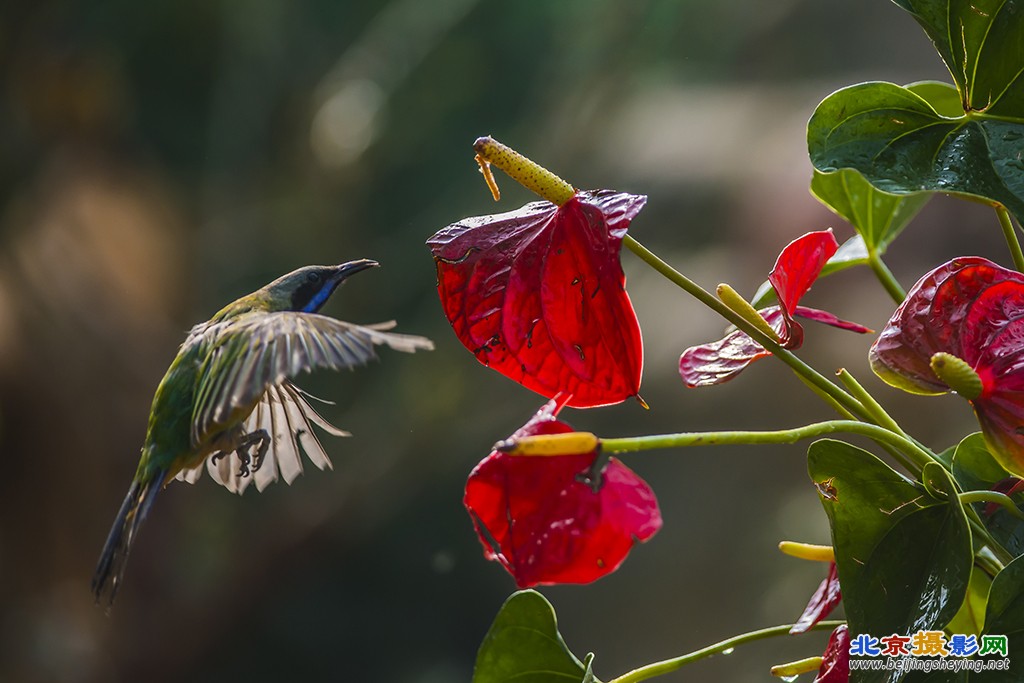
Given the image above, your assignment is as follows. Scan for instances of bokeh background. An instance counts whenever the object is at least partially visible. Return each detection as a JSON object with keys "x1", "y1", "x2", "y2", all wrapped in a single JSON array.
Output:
[{"x1": 0, "y1": 2, "x2": 1005, "y2": 681}]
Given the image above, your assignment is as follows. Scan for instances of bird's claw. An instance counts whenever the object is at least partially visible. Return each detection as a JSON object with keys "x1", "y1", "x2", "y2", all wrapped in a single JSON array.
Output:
[{"x1": 232, "y1": 429, "x2": 270, "y2": 478}]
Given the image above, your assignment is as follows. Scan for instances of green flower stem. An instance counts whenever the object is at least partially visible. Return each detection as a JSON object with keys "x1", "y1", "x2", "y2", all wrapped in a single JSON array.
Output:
[
  {"x1": 606, "y1": 620, "x2": 844, "y2": 683},
  {"x1": 867, "y1": 248, "x2": 906, "y2": 303},
  {"x1": 601, "y1": 420, "x2": 925, "y2": 465},
  {"x1": 834, "y1": 369, "x2": 938, "y2": 475},
  {"x1": 795, "y1": 373, "x2": 858, "y2": 421},
  {"x1": 622, "y1": 234, "x2": 869, "y2": 421},
  {"x1": 996, "y1": 205, "x2": 1024, "y2": 273},
  {"x1": 960, "y1": 491, "x2": 1024, "y2": 520},
  {"x1": 835, "y1": 369, "x2": 902, "y2": 437}
]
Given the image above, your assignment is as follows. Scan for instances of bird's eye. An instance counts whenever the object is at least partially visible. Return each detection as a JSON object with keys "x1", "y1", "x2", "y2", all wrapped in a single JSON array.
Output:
[{"x1": 308, "y1": 272, "x2": 321, "y2": 283}]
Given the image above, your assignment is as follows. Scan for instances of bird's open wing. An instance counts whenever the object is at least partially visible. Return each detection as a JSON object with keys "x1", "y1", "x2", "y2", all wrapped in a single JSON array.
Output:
[
  {"x1": 177, "y1": 381, "x2": 348, "y2": 494},
  {"x1": 190, "y1": 312, "x2": 433, "y2": 448}
]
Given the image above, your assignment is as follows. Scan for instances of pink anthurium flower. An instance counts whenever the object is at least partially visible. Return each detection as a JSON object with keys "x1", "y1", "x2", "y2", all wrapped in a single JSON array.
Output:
[
  {"x1": 680, "y1": 230, "x2": 870, "y2": 387},
  {"x1": 428, "y1": 190, "x2": 646, "y2": 408},
  {"x1": 464, "y1": 399, "x2": 661, "y2": 588},
  {"x1": 870, "y1": 256, "x2": 1024, "y2": 477}
]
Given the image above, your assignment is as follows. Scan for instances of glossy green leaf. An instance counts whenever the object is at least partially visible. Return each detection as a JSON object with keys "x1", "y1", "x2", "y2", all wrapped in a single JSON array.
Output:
[
  {"x1": 952, "y1": 433, "x2": 1024, "y2": 558},
  {"x1": 473, "y1": 590, "x2": 594, "y2": 683},
  {"x1": 808, "y1": 80, "x2": 1024, "y2": 220},
  {"x1": 810, "y1": 1, "x2": 1024, "y2": 219},
  {"x1": 980, "y1": 555, "x2": 1024, "y2": 682},
  {"x1": 946, "y1": 563, "x2": 992, "y2": 637},
  {"x1": 810, "y1": 168, "x2": 930, "y2": 251},
  {"x1": 892, "y1": 0, "x2": 1024, "y2": 118},
  {"x1": 808, "y1": 440, "x2": 972, "y2": 642}
]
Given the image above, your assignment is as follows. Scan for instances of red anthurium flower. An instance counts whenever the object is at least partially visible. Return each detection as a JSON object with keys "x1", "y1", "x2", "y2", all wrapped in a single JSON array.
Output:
[
  {"x1": 680, "y1": 230, "x2": 870, "y2": 387},
  {"x1": 870, "y1": 257, "x2": 1024, "y2": 477},
  {"x1": 464, "y1": 399, "x2": 661, "y2": 588},
  {"x1": 428, "y1": 190, "x2": 646, "y2": 408},
  {"x1": 815, "y1": 625, "x2": 850, "y2": 683},
  {"x1": 791, "y1": 562, "x2": 842, "y2": 634}
]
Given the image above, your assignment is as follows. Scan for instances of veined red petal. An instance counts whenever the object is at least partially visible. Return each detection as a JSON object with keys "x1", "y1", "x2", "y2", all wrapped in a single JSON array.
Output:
[
  {"x1": 815, "y1": 625, "x2": 850, "y2": 683},
  {"x1": 679, "y1": 305, "x2": 869, "y2": 387},
  {"x1": 679, "y1": 308, "x2": 786, "y2": 387},
  {"x1": 428, "y1": 190, "x2": 645, "y2": 408},
  {"x1": 464, "y1": 400, "x2": 661, "y2": 587},
  {"x1": 790, "y1": 562, "x2": 842, "y2": 634},
  {"x1": 793, "y1": 306, "x2": 872, "y2": 334},
  {"x1": 870, "y1": 257, "x2": 1024, "y2": 394},
  {"x1": 680, "y1": 230, "x2": 865, "y2": 387},
  {"x1": 769, "y1": 229, "x2": 838, "y2": 341},
  {"x1": 870, "y1": 257, "x2": 1024, "y2": 476}
]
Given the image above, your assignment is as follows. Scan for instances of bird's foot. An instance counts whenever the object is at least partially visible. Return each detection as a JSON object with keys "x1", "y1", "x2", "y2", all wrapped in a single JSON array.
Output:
[
  {"x1": 236, "y1": 451, "x2": 252, "y2": 478},
  {"x1": 233, "y1": 429, "x2": 270, "y2": 478}
]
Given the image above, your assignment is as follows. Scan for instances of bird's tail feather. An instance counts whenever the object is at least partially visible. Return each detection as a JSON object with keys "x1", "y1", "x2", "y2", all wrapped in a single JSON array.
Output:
[{"x1": 91, "y1": 471, "x2": 165, "y2": 607}]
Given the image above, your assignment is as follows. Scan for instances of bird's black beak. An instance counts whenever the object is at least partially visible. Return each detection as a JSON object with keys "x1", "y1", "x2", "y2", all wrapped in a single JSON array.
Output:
[{"x1": 335, "y1": 258, "x2": 379, "y2": 282}]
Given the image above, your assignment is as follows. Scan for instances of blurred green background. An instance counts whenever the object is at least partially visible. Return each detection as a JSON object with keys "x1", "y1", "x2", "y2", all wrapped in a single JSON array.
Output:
[{"x1": 0, "y1": 1, "x2": 1003, "y2": 681}]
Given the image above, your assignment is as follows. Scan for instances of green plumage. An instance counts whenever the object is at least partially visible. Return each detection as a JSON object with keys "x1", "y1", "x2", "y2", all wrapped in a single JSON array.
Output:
[{"x1": 93, "y1": 260, "x2": 433, "y2": 605}]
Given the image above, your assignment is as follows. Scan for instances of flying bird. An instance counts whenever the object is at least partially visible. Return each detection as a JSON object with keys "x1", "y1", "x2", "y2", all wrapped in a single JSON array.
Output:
[{"x1": 92, "y1": 259, "x2": 433, "y2": 605}]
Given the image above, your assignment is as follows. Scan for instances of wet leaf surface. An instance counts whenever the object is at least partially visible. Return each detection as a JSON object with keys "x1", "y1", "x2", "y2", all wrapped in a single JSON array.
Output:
[
  {"x1": 808, "y1": 440, "x2": 971, "y2": 644},
  {"x1": 473, "y1": 590, "x2": 592, "y2": 683}
]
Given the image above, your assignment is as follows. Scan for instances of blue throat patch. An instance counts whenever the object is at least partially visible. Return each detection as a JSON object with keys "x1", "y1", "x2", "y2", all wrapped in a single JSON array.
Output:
[{"x1": 302, "y1": 281, "x2": 338, "y2": 313}]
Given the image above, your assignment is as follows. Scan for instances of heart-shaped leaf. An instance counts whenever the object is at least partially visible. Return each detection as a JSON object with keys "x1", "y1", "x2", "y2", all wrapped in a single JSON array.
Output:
[
  {"x1": 810, "y1": 1, "x2": 1024, "y2": 218},
  {"x1": 808, "y1": 439, "x2": 972, "y2": 642},
  {"x1": 810, "y1": 168, "x2": 930, "y2": 252},
  {"x1": 473, "y1": 590, "x2": 593, "y2": 683},
  {"x1": 809, "y1": 80, "x2": 1024, "y2": 220}
]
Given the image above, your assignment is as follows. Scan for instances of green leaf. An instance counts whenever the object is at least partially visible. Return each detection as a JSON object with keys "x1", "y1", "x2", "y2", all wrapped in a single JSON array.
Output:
[
  {"x1": 952, "y1": 433, "x2": 1024, "y2": 557},
  {"x1": 946, "y1": 563, "x2": 992, "y2": 637},
  {"x1": 808, "y1": 440, "x2": 972, "y2": 642},
  {"x1": 810, "y1": 168, "x2": 930, "y2": 252},
  {"x1": 892, "y1": 0, "x2": 1024, "y2": 118},
  {"x1": 907, "y1": 80, "x2": 968, "y2": 118},
  {"x1": 980, "y1": 555, "x2": 1024, "y2": 682},
  {"x1": 808, "y1": 80, "x2": 1024, "y2": 221},
  {"x1": 473, "y1": 590, "x2": 595, "y2": 683},
  {"x1": 809, "y1": 1, "x2": 1024, "y2": 220}
]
